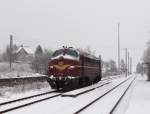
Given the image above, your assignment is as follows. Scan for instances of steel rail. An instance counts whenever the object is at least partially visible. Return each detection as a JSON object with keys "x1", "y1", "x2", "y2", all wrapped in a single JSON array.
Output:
[
  {"x1": 0, "y1": 90, "x2": 57, "y2": 106},
  {"x1": 0, "y1": 93, "x2": 61, "y2": 114},
  {"x1": 62, "y1": 81, "x2": 111, "y2": 97},
  {"x1": 109, "y1": 77, "x2": 136, "y2": 114},
  {"x1": 62, "y1": 75, "x2": 123, "y2": 97},
  {"x1": 0, "y1": 75, "x2": 124, "y2": 113},
  {"x1": 73, "y1": 77, "x2": 132, "y2": 114}
]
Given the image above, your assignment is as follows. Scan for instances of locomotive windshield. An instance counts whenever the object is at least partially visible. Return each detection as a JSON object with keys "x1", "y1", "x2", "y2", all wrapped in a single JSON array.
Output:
[{"x1": 52, "y1": 49, "x2": 78, "y2": 57}]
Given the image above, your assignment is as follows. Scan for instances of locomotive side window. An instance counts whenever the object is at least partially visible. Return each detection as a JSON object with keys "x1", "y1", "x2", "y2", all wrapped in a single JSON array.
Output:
[{"x1": 66, "y1": 49, "x2": 78, "y2": 57}]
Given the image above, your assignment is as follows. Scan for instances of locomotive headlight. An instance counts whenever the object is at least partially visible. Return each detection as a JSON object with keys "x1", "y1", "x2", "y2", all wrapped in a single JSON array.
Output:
[
  {"x1": 49, "y1": 75, "x2": 54, "y2": 79},
  {"x1": 68, "y1": 66, "x2": 75, "y2": 70},
  {"x1": 49, "y1": 66, "x2": 54, "y2": 69},
  {"x1": 49, "y1": 75, "x2": 56, "y2": 81}
]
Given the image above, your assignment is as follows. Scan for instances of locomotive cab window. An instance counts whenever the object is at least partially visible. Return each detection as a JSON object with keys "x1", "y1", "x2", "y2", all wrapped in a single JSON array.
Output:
[
  {"x1": 52, "y1": 49, "x2": 78, "y2": 57},
  {"x1": 52, "y1": 49, "x2": 64, "y2": 57}
]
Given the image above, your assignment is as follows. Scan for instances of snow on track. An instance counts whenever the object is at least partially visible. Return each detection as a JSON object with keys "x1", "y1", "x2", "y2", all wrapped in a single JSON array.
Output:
[
  {"x1": 0, "y1": 92, "x2": 61, "y2": 113},
  {"x1": 62, "y1": 75, "x2": 123, "y2": 97},
  {"x1": 79, "y1": 77, "x2": 135, "y2": 114},
  {"x1": 55, "y1": 77, "x2": 133, "y2": 114},
  {"x1": 0, "y1": 87, "x2": 52, "y2": 103},
  {"x1": 62, "y1": 80, "x2": 112, "y2": 97},
  {"x1": 5, "y1": 76, "x2": 132, "y2": 114}
]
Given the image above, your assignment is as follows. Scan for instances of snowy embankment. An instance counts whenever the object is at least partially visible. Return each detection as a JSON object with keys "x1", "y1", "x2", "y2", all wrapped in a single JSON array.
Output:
[
  {"x1": 0, "y1": 81, "x2": 50, "y2": 98},
  {"x1": 0, "y1": 62, "x2": 50, "y2": 97},
  {"x1": 0, "y1": 87, "x2": 52, "y2": 104},
  {"x1": 0, "y1": 62, "x2": 45, "y2": 78}
]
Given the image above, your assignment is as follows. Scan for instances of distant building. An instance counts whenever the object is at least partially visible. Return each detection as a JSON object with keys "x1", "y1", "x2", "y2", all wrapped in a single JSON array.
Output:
[{"x1": 15, "y1": 47, "x2": 33, "y2": 63}]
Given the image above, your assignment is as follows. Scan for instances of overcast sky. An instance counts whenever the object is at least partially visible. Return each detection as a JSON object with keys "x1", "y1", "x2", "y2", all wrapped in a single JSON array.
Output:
[{"x1": 0, "y1": 0, "x2": 150, "y2": 69}]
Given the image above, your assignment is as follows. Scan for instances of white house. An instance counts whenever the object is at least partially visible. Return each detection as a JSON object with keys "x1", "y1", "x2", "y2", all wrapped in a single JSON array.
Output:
[{"x1": 15, "y1": 47, "x2": 33, "y2": 63}]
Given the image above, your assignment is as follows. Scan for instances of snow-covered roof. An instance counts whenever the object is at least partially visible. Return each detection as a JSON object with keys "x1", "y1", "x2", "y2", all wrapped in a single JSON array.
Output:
[{"x1": 15, "y1": 47, "x2": 33, "y2": 54}]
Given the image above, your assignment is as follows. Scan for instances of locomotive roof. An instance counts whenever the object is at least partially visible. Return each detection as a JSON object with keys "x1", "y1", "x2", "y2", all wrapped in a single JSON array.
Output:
[
  {"x1": 55, "y1": 47, "x2": 100, "y2": 60},
  {"x1": 76, "y1": 49, "x2": 99, "y2": 60}
]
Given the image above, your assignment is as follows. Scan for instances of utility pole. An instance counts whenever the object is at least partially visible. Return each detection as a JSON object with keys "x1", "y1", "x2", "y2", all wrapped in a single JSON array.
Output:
[
  {"x1": 130, "y1": 57, "x2": 132, "y2": 74},
  {"x1": 125, "y1": 48, "x2": 128, "y2": 77},
  {"x1": 118, "y1": 23, "x2": 121, "y2": 74},
  {"x1": 10, "y1": 35, "x2": 13, "y2": 69},
  {"x1": 128, "y1": 52, "x2": 130, "y2": 75},
  {"x1": 99, "y1": 55, "x2": 102, "y2": 78}
]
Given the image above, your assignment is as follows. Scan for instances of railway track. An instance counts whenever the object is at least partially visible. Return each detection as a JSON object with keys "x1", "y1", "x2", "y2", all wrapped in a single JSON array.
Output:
[
  {"x1": 102, "y1": 75, "x2": 121, "y2": 80},
  {"x1": 109, "y1": 78, "x2": 135, "y2": 114},
  {"x1": 62, "y1": 80, "x2": 112, "y2": 97},
  {"x1": 0, "y1": 78, "x2": 114, "y2": 114},
  {"x1": 0, "y1": 75, "x2": 125, "y2": 114},
  {"x1": 49, "y1": 76, "x2": 134, "y2": 114},
  {"x1": 0, "y1": 91, "x2": 61, "y2": 114},
  {"x1": 0, "y1": 79, "x2": 112, "y2": 114},
  {"x1": 0, "y1": 90, "x2": 57, "y2": 106},
  {"x1": 62, "y1": 75, "x2": 123, "y2": 97},
  {"x1": 73, "y1": 77, "x2": 135, "y2": 114}
]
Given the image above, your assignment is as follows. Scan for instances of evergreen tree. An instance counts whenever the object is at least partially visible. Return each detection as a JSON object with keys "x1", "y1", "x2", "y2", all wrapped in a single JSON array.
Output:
[{"x1": 35, "y1": 45, "x2": 43, "y2": 56}]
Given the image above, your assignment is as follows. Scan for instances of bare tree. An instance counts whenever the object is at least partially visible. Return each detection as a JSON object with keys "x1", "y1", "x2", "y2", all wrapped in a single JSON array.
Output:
[
  {"x1": 31, "y1": 45, "x2": 53, "y2": 74},
  {"x1": 109, "y1": 60, "x2": 117, "y2": 73},
  {"x1": 120, "y1": 59, "x2": 126, "y2": 74},
  {"x1": 136, "y1": 63, "x2": 143, "y2": 74},
  {"x1": 103, "y1": 60, "x2": 118, "y2": 76},
  {"x1": 84, "y1": 45, "x2": 96, "y2": 55},
  {"x1": 143, "y1": 41, "x2": 150, "y2": 80}
]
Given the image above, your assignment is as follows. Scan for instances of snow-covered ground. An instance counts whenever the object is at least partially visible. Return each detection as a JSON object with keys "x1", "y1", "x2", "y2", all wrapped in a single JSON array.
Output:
[
  {"x1": 1, "y1": 74, "x2": 150, "y2": 114},
  {"x1": 125, "y1": 75, "x2": 150, "y2": 114},
  {"x1": 0, "y1": 81, "x2": 50, "y2": 98},
  {"x1": 0, "y1": 62, "x2": 45, "y2": 78},
  {"x1": 3, "y1": 76, "x2": 131, "y2": 114},
  {"x1": 0, "y1": 86, "x2": 52, "y2": 103},
  {"x1": 0, "y1": 62, "x2": 50, "y2": 99},
  {"x1": 111, "y1": 74, "x2": 150, "y2": 114}
]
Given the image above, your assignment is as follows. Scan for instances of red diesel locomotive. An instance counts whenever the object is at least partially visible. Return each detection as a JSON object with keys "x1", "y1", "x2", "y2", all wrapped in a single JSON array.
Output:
[{"x1": 47, "y1": 47, "x2": 102, "y2": 90}]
